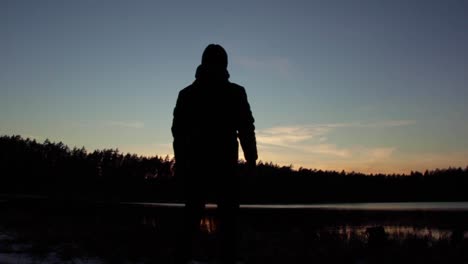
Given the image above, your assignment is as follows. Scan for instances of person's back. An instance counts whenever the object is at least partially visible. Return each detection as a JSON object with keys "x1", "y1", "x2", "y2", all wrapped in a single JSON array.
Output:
[
  {"x1": 172, "y1": 44, "x2": 257, "y2": 264},
  {"x1": 173, "y1": 80, "x2": 255, "y2": 166}
]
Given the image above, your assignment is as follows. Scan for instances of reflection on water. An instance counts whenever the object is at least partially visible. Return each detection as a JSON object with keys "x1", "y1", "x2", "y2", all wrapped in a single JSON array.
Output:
[
  {"x1": 323, "y1": 225, "x2": 456, "y2": 241},
  {"x1": 308, "y1": 202, "x2": 468, "y2": 211},
  {"x1": 142, "y1": 214, "x2": 159, "y2": 229},
  {"x1": 157, "y1": 215, "x2": 467, "y2": 242},
  {"x1": 1, "y1": 203, "x2": 468, "y2": 264},
  {"x1": 128, "y1": 201, "x2": 468, "y2": 210},
  {"x1": 142, "y1": 215, "x2": 218, "y2": 234},
  {"x1": 200, "y1": 216, "x2": 217, "y2": 234}
]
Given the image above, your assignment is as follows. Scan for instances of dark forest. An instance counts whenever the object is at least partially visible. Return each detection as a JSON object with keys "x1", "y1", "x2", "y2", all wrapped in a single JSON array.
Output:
[{"x1": 1, "y1": 135, "x2": 467, "y2": 204}]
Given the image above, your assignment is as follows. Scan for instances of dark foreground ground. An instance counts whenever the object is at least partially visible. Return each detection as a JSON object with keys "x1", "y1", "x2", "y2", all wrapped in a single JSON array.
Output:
[{"x1": 1, "y1": 200, "x2": 468, "y2": 264}]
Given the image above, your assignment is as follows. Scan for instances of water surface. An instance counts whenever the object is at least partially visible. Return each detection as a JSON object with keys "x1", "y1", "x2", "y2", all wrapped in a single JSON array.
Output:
[
  {"x1": 123, "y1": 201, "x2": 468, "y2": 210},
  {"x1": 1, "y1": 201, "x2": 467, "y2": 263}
]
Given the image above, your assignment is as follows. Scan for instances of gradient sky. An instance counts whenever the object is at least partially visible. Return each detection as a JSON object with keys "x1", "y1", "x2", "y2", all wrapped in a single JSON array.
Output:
[{"x1": 2, "y1": 0, "x2": 467, "y2": 174}]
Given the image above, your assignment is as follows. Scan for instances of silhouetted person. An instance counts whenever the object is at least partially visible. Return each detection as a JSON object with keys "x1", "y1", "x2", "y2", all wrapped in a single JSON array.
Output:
[{"x1": 172, "y1": 44, "x2": 257, "y2": 264}]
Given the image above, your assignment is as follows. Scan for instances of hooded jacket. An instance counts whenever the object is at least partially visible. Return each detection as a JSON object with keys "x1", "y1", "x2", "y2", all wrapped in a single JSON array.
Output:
[{"x1": 172, "y1": 64, "x2": 257, "y2": 174}]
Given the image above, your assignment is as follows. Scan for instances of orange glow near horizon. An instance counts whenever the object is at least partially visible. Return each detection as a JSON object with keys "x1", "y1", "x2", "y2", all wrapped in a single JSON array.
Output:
[{"x1": 200, "y1": 216, "x2": 217, "y2": 234}]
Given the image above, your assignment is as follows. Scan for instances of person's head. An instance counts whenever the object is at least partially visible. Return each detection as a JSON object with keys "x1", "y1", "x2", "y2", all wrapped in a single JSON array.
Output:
[{"x1": 201, "y1": 44, "x2": 228, "y2": 69}]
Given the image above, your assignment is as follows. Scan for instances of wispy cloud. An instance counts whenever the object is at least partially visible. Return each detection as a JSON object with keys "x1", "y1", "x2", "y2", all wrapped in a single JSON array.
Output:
[
  {"x1": 257, "y1": 125, "x2": 330, "y2": 147},
  {"x1": 70, "y1": 120, "x2": 145, "y2": 129},
  {"x1": 316, "y1": 120, "x2": 415, "y2": 129},
  {"x1": 366, "y1": 147, "x2": 396, "y2": 160},
  {"x1": 256, "y1": 125, "x2": 350, "y2": 157},
  {"x1": 106, "y1": 121, "x2": 145, "y2": 129},
  {"x1": 302, "y1": 144, "x2": 352, "y2": 157},
  {"x1": 357, "y1": 120, "x2": 415, "y2": 128},
  {"x1": 256, "y1": 120, "x2": 414, "y2": 168},
  {"x1": 257, "y1": 120, "x2": 414, "y2": 149}
]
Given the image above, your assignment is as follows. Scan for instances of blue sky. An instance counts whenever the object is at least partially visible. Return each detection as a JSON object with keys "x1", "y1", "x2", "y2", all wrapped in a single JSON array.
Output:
[{"x1": 2, "y1": 0, "x2": 467, "y2": 173}]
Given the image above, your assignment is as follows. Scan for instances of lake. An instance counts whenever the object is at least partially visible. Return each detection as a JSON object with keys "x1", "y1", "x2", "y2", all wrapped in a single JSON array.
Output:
[
  {"x1": 123, "y1": 201, "x2": 468, "y2": 210},
  {"x1": 1, "y1": 201, "x2": 467, "y2": 263}
]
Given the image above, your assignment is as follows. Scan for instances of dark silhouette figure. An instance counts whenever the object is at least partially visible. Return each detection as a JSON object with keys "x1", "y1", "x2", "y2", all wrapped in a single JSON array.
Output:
[
  {"x1": 172, "y1": 44, "x2": 258, "y2": 263},
  {"x1": 366, "y1": 226, "x2": 387, "y2": 248}
]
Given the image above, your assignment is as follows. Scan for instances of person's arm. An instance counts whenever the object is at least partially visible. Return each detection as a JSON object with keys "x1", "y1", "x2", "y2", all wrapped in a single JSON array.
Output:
[
  {"x1": 172, "y1": 91, "x2": 188, "y2": 172},
  {"x1": 237, "y1": 87, "x2": 258, "y2": 167}
]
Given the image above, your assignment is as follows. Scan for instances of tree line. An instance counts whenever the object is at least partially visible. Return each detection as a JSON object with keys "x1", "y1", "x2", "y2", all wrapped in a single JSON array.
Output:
[{"x1": 1, "y1": 135, "x2": 467, "y2": 203}]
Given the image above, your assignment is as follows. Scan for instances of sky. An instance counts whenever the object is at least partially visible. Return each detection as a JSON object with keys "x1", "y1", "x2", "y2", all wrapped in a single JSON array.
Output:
[{"x1": 1, "y1": 0, "x2": 467, "y2": 174}]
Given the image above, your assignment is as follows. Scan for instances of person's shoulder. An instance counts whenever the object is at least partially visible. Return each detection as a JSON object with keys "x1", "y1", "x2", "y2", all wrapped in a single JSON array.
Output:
[
  {"x1": 178, "y1": 83, "x2": 196, "y2": 97},
  {"x1": 228, "y1": 82, "x2": 245, "y2": 90},
  {"x1": 227, "y1": 82, "x2": 247, "y2": 94}
]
